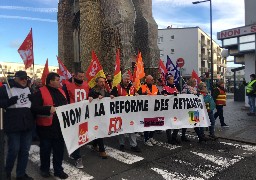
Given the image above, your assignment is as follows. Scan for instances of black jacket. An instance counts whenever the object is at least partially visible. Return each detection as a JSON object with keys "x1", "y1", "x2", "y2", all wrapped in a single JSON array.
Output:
[
  {"x1": 31, "y1": 85, "x2": 67, "y2": 139},
  {"x1": 0, "y1": 80, "x2": 34, "y2": 133},
  {"x1": 89, "y1": 86, "x2": 110, "y2": 99}
]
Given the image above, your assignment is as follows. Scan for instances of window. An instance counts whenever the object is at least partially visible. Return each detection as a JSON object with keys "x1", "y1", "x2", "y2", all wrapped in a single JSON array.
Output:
[
  {"x1": 158, "y1": 37, "x2": 163, "y2": 43},
  {"x1": 160, "y1": 50, "x2": 164, "y2": 57},
  {"x1": 171, "y1": 49, "x2": 174, "y2": 54},
  {"x1": 171, "y1": 35, "x2": 174, "y2": 40}
]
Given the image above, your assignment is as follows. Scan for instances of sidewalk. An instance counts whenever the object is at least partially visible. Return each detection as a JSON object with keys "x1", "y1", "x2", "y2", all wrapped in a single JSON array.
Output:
[{"x1": 214, "y1": 97, "x2": 256, "y2": 144}]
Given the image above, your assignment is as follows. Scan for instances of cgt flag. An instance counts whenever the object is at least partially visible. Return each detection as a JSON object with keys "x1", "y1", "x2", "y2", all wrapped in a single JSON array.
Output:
[
  {"x1": 18, "y1": 28, "x2": 34, "y2": 69},
  {"x1": 85, "y1": 51, "x2": 106, "y2": 88},
  {"x1": 158, "y1": 59, "x2": 167, "y2": 83},
  {"x1": 112, "y1": 49, "x2": 121, "y2": 87},
  {"x1": 41, "y1": 58, "x2": 49, "y2": 85},
  {"x1": 191, "y1": 69, "x2": 201, "y2": 87},
  {"x1": 57, "y1": 56, "x2": 72, "y2": 86}
]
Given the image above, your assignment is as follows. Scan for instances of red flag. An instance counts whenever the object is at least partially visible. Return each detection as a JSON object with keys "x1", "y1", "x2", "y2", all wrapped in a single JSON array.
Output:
[
  {"x1": 112, "y1": 49, "x2": 121, "y2": 87},
  {"x1": 57, "y1": 56, "x2": 72, "y2": 86},
  {"x1": 85, "y1": 51, "x2": 105, "y2": 88},
  {"x1": 191, "y1": 69, "x2": 201, "y2": 86},
  {"x1": 159, "y1": 59, "x2": 167, "y2": 82},
  {"x1": 127, "y1": 70, "x2": 133, "y2": 81},
  {"x1": 18, "y1": 28, "x2": 34, "y2": 69},
  {"x1": 41, "y1": 59, "x2": 49, "y2": 85}
]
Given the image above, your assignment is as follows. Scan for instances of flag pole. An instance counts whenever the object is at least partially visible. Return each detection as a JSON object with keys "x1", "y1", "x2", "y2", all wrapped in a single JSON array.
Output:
[{"x1": 0, "y1": 64, "x2": 12, "y2": 96}]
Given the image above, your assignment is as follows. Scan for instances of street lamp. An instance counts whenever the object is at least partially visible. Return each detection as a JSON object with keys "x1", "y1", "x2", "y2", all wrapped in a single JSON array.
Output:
[{"x1": 192, "y1": 0, "x2": 213, "y2": 95}]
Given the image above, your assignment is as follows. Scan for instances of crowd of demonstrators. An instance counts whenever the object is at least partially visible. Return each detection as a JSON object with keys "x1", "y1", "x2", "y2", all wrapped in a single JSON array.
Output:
[
  {"x1": 244, "y1": 74, "x2": 256, "y2": 116},
  {"x1": 62, "y1": 71, "x2": 90, "y2": 169},
  {"x1": 110, "y1": 73, "x2": 141, "y2": 152},
  {"x1": 88, "y1": 77, "x2": 109, "y2": 159},
  {"x1": 1, "y1": 68, "x2": 240, "y2": 179},
  {"x1": 137, "y1": 75, "x2": 160, "y2": 146},
  {"x1": 0, "y1": 71, "x2": 34, "y2": 180},
  {"x1": 212, "y1": 80, "x2": 229, "y2": 128}
]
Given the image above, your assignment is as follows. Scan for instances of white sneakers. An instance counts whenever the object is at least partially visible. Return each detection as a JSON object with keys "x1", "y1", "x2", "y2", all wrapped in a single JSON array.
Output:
[
  {"x1": 149, "y1": 138, "x2": 157, "y2": 145},
  {"x1": 144, "y1": 138, "x2": 157, "y2": 146}
]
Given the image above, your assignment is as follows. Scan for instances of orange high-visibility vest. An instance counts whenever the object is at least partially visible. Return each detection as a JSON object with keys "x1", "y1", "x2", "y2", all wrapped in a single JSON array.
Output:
[
  {"x1": 215, "y1": 88, "x2": 226, "y2": 106},
  {"x1": 141, "y1": 84, "x2": 158, "y2": 95},
  {"x1": 36, "y1": 86, "x2": 66, "y2": 126}
]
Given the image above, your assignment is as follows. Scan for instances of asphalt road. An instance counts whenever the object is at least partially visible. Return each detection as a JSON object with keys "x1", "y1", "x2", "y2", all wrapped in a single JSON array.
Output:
[{"x1": 14, "y1": 131, "x2": 256, "y2": 180}]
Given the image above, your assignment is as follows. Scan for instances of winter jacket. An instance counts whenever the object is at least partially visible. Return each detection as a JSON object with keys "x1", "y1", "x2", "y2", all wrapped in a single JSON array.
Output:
[{"x1": 0, "y1": 80, "x2": 34, "y2": 133}]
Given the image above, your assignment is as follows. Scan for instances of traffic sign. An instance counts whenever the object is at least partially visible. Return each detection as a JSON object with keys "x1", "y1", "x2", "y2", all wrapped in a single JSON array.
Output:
[{"x1": 176, "y1": 58, "x2": 185, "y2": 68}]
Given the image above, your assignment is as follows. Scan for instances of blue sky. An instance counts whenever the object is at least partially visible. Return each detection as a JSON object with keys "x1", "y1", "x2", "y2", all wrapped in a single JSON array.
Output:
[{"x1": 0, "y1": 0, "x2": 244, "y2": 67}]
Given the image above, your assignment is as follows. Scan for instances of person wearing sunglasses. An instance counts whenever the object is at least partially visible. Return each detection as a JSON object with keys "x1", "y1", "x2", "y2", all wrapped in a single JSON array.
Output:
[{"x1": 0, "y1": 70, "x2": 34, "y2": 180}]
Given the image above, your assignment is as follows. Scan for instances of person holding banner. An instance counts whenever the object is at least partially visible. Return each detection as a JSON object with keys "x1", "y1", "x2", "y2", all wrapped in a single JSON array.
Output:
[
  {"x1": 0, "y1": 71, "x2": 34, "y2": 180},
  {"x1": 88, "y1": 76, "x2": 108, "y2": 159},
  {"x1": 181, "y1": 78, "x2": 208, "y2": 143},
  {"x1": 31, "y1": 72, "x2": 69, "y2": 179},
  {"x1": 137, "y1": 75, "x2": 160, "y2": 146},
  {"x1": 161, "y1": 75, "x2": 180, "y2": 145},
  {"x1": 110, "y1": 73, "x2": 141, "y2": 152},
  {"x1": 62, "y1": 71, "x2": 89, "y2": 169}
]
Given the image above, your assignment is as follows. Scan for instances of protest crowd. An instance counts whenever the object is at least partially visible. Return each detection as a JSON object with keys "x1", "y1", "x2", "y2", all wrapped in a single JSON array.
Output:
[{"x1": 0, "y1": 49, "x2": 255, "y2": 180}]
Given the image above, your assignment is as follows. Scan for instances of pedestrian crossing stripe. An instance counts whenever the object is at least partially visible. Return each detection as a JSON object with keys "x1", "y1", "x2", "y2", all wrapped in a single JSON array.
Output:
[
  {"x1": 173, "y1": 159, "x2": 221, "y2": 179},
  {"x1": 220, "y1": 141, "x2": 256, "y2": 152},
  {"x1": 105, "y1": 146, "x2": 144, "y2": 164},
  {"x1": 191, "y1": 151, "x2": 243, "y2": 168},
  {"x1": 29, "y1": 145, "x2": 94, "y2": 180},
  {"x1": 151, "y1": 167, "x2": 204, "y2": 180}
]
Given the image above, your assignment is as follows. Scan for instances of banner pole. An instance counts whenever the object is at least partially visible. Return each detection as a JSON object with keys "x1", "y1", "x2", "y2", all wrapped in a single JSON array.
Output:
[{"x1": 0, "y1": 108, "x2": 5, "y2": 180}]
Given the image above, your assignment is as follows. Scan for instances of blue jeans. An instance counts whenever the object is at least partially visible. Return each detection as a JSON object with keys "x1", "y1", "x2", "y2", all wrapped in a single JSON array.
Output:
[
  {"x1": 214, "y1": 105, "x2": 225, "y2": 126},
  {"x1": 248, "y1": 96, "x2": 256, "y2": 113},
  {"x1": 40, "y1": 137, "x2": 65, "y2": 174},
  {"x1": 5, "y1": 130, "x2": 33, "y2": 177},
  {"x1": 208, "y1": 111, "x2": 215, "y2": 135}
]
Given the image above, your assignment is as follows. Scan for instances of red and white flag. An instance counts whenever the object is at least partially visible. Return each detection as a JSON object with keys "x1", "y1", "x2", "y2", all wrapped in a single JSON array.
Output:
[
  {"x1": 57, "y1": 56, "x2": 72, "y2": 85},
  {"x1": 158, "y1": 59, "x2": 167, "y2": 83},
  {"x1": 18, "y1": 28, "x2": 34, "y2": 69},
  {"x1": 41, "y1": 59, "x2": 49, "y2": 85}
]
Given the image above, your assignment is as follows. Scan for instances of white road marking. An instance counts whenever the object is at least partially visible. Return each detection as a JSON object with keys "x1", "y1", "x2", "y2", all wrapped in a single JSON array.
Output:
[
  {"x1": 105, "y1": 146, "x2": 144, "y2": 164},
  {"x1": 220, "y1": 142, "x2": 256, "y2": 152},
  {"x1": 191, "y1": 151, "x2": 243, "y2": 168},
  {"x1": 151, "y1": 167, "x2": 204, "y2": 180},
  {"x1": 29, "y1": 145, "x2": 94, "y2": 180},
  {"x1": 173, "y1": 159, "x2": 221, "y2": 179}
]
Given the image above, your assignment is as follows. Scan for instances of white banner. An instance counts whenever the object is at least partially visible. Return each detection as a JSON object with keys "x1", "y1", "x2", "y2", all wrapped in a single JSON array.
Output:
[{"x1": 56, "y1": 94, "x2": 210, "y2": 155}]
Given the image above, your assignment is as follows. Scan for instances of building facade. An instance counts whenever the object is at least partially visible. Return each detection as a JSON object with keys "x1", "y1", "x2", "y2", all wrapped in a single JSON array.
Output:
[
  {"x1": 0, "y1": 62, "x2": 57, "y2": 79},
  {"x1": 217, "y1": 0, "x2": 256, "y2": 103},
  {"x1": 158, "y1": 27, "x2": 226, "y2": 78}
]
